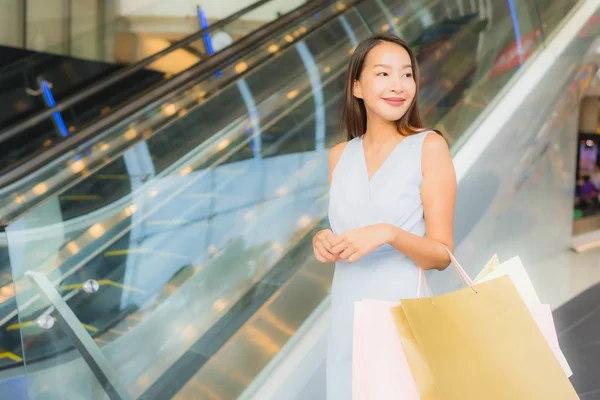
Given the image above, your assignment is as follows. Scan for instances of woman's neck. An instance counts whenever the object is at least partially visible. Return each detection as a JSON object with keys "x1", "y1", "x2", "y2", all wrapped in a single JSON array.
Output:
[{"x1": 363, "y1": 115, "x2": 401, "y2": 147}]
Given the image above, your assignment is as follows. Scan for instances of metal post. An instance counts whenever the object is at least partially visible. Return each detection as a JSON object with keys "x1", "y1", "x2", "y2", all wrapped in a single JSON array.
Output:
[
  {"x1": 21, "y1": 0, "x2": 28, "y2": 48},
  {"x1": 25, "y1": 270, "x2": 132, "y2": 400},
  {"x1": 66, "y1": 0, "x2": 72, "y2": 55}
]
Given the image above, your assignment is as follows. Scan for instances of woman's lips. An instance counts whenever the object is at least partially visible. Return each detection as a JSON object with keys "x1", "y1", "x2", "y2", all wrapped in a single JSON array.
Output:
[{"x1": 382, "y1": 97, "x2": 407, "y2": 106}]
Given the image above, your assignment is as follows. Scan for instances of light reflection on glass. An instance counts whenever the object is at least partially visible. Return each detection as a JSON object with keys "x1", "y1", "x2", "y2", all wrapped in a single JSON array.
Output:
[
  {"x1": 124, "y1": 128, "x2": 138, "y2": 140},
  {"x1": 89, "y1": 223, "x2": 106, "y2": 238},
  {"x1": 297, "y1": 216, "x2": 312, "y2": 229},
  {"x1": 70, "y1": 160, "x2": 85, "y2": 173},
  {"x1": 276, "y1": 186, "x2": 288, "y2": 196},
  {"x1": 161, "y1": 103, "x2": 177, "y2": 116},
  {"x1": 235, "y1": 62, "x2": 248, "y2": 74},
  {"x1": 67, "y1": 241, "x2": 80, "y2": 255},
  {"x1": 32, "y1": 183, "x2": 48, "y2": 195},
  {"x1": 180, "y1": 166, "x2": 193, "y2": 176}
]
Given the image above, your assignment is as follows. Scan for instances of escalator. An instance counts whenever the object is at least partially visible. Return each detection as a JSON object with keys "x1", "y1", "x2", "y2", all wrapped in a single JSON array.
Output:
[
  {"x1": 0, "y1": 0, "x2": 432, "y2": 374},
  {"x1": 0, "y1": 0, "x2": 315, "y2": 184},
  {"x1": 0, "y1": 0, "x2": 597, "y2": 398},
  {"x1": 0, "y1": 0, "x2": 477, "y2": 376}
]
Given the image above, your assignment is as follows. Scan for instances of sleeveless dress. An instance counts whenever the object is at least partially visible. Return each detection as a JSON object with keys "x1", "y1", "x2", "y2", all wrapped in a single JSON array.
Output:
[{"x1": 326, "y1": 131, "x2": 433, "y2": 400}]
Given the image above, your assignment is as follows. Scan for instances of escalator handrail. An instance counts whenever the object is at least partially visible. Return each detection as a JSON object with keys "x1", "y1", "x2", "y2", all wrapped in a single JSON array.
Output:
[
  {"x1": 0, "y1": 0, "x2": 313, "y2": 146},
  {"x1": 0, "y1": 0, "x2": 339, "y2": 190}
]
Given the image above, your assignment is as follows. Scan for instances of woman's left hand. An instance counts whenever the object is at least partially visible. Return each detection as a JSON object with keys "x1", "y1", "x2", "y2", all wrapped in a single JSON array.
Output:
[{"x1": 330, "y1": 224, "x2": 393, "y2": 263}]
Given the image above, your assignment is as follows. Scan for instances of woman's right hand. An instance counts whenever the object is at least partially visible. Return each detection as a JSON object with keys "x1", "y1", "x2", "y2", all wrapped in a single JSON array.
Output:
[{"x1": 313, "y1": 229, "x2": 340, "y2": 263}]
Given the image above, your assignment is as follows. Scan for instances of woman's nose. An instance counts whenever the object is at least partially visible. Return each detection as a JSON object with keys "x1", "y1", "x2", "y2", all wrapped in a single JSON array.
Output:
[
  {"x1": 390, "y1": 83, "x2": 403, "y2": 94},
  {"x1": 390, "y1": 78, "x2": 404, "y2": 92}
]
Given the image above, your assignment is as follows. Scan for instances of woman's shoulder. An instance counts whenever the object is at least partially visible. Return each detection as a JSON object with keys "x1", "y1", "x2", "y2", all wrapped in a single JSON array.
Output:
[
  {"x1": 408, "y1": 129, "x2": 448, "y2": 149},
  {"x1": 329, "y1": 137, "x2": 358, "y2": 167},
  {"x1": 421, "y1": 130, "x2": 449, "y2": 152},
  {"x1": 329, "y1": 141, "x2": 348, "y2": 160}
]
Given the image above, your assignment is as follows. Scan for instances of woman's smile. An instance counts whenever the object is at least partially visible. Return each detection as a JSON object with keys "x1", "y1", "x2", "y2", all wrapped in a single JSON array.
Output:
[{"x1": 382, "y1": 96, "x2": 407, "y2": 106}]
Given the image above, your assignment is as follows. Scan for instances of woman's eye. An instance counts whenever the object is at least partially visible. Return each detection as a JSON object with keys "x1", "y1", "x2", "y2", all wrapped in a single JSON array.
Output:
[
  {"x1": 376, "y1": 72, "x2": 388, "y2": 76},
  {"x1": 403, "y1": 73, "x2": 413, "y2": 78}
]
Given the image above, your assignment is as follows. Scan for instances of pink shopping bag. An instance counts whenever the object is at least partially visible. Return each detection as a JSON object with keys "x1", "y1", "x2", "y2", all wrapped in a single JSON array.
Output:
[{"x1": 352, "y1": 299, "x2": 420, "y2": 400}]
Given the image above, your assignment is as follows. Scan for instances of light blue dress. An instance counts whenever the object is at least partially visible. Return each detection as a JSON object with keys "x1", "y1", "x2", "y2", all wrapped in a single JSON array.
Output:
[{"x1": 326, "y1": 131, "x2": 433, "y2": 400}]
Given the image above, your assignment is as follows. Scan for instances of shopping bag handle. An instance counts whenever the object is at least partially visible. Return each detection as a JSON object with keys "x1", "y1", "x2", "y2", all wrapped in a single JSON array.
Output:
[{"x1": 416, "y1": 245, "x2": 475, "y2": 298}]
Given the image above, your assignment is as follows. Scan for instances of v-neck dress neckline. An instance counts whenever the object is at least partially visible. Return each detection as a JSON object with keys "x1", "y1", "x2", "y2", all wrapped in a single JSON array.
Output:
[{"x1": 359, "y1": 135, "x2": 411, "y2": 184}]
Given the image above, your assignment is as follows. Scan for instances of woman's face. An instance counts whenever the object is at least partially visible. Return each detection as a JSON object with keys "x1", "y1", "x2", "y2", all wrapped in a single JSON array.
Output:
[{"x1": 353, "y1": 41, "x2": 416, "y2": 124}]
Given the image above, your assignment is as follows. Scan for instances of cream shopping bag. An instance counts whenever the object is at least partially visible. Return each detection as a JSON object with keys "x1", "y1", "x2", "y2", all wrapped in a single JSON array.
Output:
[{"x1": 474, "y1": 255, "x2": 572, "y2": 376}]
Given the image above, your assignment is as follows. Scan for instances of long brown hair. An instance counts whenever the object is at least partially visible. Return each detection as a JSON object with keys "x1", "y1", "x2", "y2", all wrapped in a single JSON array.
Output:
[{"x1": 342, "y1": 33, "x2": 432, "y2": 141}]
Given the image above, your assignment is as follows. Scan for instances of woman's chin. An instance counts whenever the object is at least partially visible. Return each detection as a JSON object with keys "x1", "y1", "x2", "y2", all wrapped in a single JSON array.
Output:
[
  {"x1": 380, "y1": 113, "x2": 407, "y2": 123},
  {"x1": 367, "y1": 108, "x2": 408, "y2": 124}
]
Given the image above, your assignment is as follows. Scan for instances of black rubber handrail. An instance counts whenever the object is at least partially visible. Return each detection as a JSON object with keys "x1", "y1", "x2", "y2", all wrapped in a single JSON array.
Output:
[
  {"x1": 0, "y1": 0, "x2": 293, "y2": 146},
  {"x1": 0, "y1": 0, "x2": 343, "y2": 189}
]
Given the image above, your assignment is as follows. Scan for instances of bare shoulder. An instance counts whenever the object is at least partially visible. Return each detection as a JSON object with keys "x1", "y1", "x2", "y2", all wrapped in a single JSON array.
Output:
[
  {"x1": 422, "y1": 132, "x2": 450, "y2": 156},
  {"x1": 422, "y1": 132, "x2": 454, "y2": 176},
  {"x1": 328, "y1": 141, "x2": 349, "y2": 183},
  {"x1": 329, "y1": 141, "x2": 349, "y2": 169}
]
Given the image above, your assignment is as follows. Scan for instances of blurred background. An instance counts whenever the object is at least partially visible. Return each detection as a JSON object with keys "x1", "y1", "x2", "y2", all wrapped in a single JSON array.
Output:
[{"x1": 0, "y1": 0, "x2": 599, "y2": 398}]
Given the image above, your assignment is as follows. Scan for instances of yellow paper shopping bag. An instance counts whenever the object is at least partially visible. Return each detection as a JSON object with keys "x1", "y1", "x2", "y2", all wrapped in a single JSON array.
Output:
[
  {"x1": 397, "y1": 275, "x2": 578, "y2": 400},
  {"x1": 392, "y1": 305, "x2": 440, "y2": 400}
]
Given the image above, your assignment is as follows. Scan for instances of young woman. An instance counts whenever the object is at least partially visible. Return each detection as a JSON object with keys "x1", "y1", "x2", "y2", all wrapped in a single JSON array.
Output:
[{"x1": 312, "y1": 33, "x2": 457, "y2": 399}]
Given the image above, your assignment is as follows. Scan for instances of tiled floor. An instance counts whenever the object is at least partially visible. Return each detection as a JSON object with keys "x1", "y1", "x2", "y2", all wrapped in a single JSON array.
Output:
[
  {"x1": 554, "y1": 281, "x2": 600, "y2": 399},
  {"x1": 528, "y1": 246, "x2": 600, "y2": 398},
  {"x1": 528, "y1": 246, "x2": 600, "y2": 310}
]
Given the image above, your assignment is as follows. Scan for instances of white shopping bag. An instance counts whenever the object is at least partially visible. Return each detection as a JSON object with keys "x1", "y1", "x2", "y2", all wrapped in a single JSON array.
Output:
[{"x1": 475, "y1": 255, "x2": 572, "y2": 377}]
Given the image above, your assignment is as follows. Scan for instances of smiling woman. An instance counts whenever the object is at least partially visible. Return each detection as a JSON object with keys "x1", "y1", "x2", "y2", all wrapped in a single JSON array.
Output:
[{"x1": 311, "y1": 33, "x2": 456, "y2": 400}]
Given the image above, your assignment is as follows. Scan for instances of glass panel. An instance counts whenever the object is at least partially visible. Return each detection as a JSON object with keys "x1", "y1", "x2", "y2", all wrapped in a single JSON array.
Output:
[
  {"x1": 26, "y1": 0, "x2": 69, "y2": 55},
  {"x1": 0, "y1": 0, "x2": 311, "y2": 181},
  {"x1": 532, "y1": 0, "x2": 581, "y2": 38},
  {"x1": 0, "y1": 0, "x2": 343, "y2": 194},
  {"x1": 70, "y1": 0, "x2": 101, "y2": 61},
  {"x1": 1, "y1": 0, "x2": 586, "y2": 397},
  {"x1": 0, "y1": 0, "x2": 367, "y2": 223},
  {"x1": 0, "y1": 0, "x2": 25, "y2": 47},
  {"x1": 432, "y1": 0, "x2": 546, "y2": 148}
]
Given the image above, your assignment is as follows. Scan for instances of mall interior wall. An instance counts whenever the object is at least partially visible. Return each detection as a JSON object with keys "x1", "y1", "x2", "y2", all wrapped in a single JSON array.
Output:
[{"x1": 117, "y1": 0, "x2": 306, "y2": 22}]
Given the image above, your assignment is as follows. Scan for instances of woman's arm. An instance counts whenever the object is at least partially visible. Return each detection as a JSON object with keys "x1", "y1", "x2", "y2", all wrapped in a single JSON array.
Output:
[{"x1": 385, "y1": 133, "x2": 456, "y2": 270}]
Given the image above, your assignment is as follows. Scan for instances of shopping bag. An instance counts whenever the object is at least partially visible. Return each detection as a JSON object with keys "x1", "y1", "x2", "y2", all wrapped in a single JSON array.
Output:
[
  {"x1": 474, "y1": 255, "x2": 572, "y2": 377},
  {"x1": 352, "y1": 252, "x2": 577, "y2": 400},
  {"x1": 528, "y1": 303, "x2": 573, "y2": 377},
  {"x1": 352, "y1": 299, "x2": 421, "y2": 400},
  {"x1": 392, "y1": 304, "x2": 440, "y2": 400},
  {"x1": 352, "y1": 301, "x2": 370, "y2": 400},
  {"x1": 473, "y1": 253, "x2": 500, "y2": 281},
  {"x1": 352, "y1": 254, "x2": 497, "y2": 400},
  {"x1": 398, "y1": 270, "x2": 578, "y2": 399},
  {"x1": 476, "y1": 255, "x2": 541, "y2": 304}
]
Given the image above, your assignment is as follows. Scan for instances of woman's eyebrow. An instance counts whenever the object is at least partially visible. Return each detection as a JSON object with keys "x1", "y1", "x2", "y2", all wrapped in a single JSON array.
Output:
[{"x1": 372, "y1": 63, "x2": 412, "y2": 69}]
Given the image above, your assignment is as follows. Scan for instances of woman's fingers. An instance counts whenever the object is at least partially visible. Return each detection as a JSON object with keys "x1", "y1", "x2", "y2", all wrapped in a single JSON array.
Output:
[
  {"x1": 319, "y1": 237, "x2": 340, "y2": 257},
  {"x1": 330, "y1": 234, "x2": 344, "y2": 248},
  {"x1": 331, "y1": 240, "x2": 348, "y2": 254},
  {"x1": 314, "y1": 247, "x2": 327, "y2": 263},
  {"x1": 320, "y1": 236, "x2": 335, "y2": 253},
  {"x1": 347, "y1": 251, "x2": 362, "y2": 263},
  {"x1": 339, "y1": 246, "x2": 355, "y2": 260},
  {"x1": 315, "y1": 242, "x2": 338, "y2": 263}
]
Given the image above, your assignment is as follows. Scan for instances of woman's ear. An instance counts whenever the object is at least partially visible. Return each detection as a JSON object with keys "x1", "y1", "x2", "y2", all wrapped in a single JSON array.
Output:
[{"x1": 352, "y1": 79, "x2": 363, "y2": 99}]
